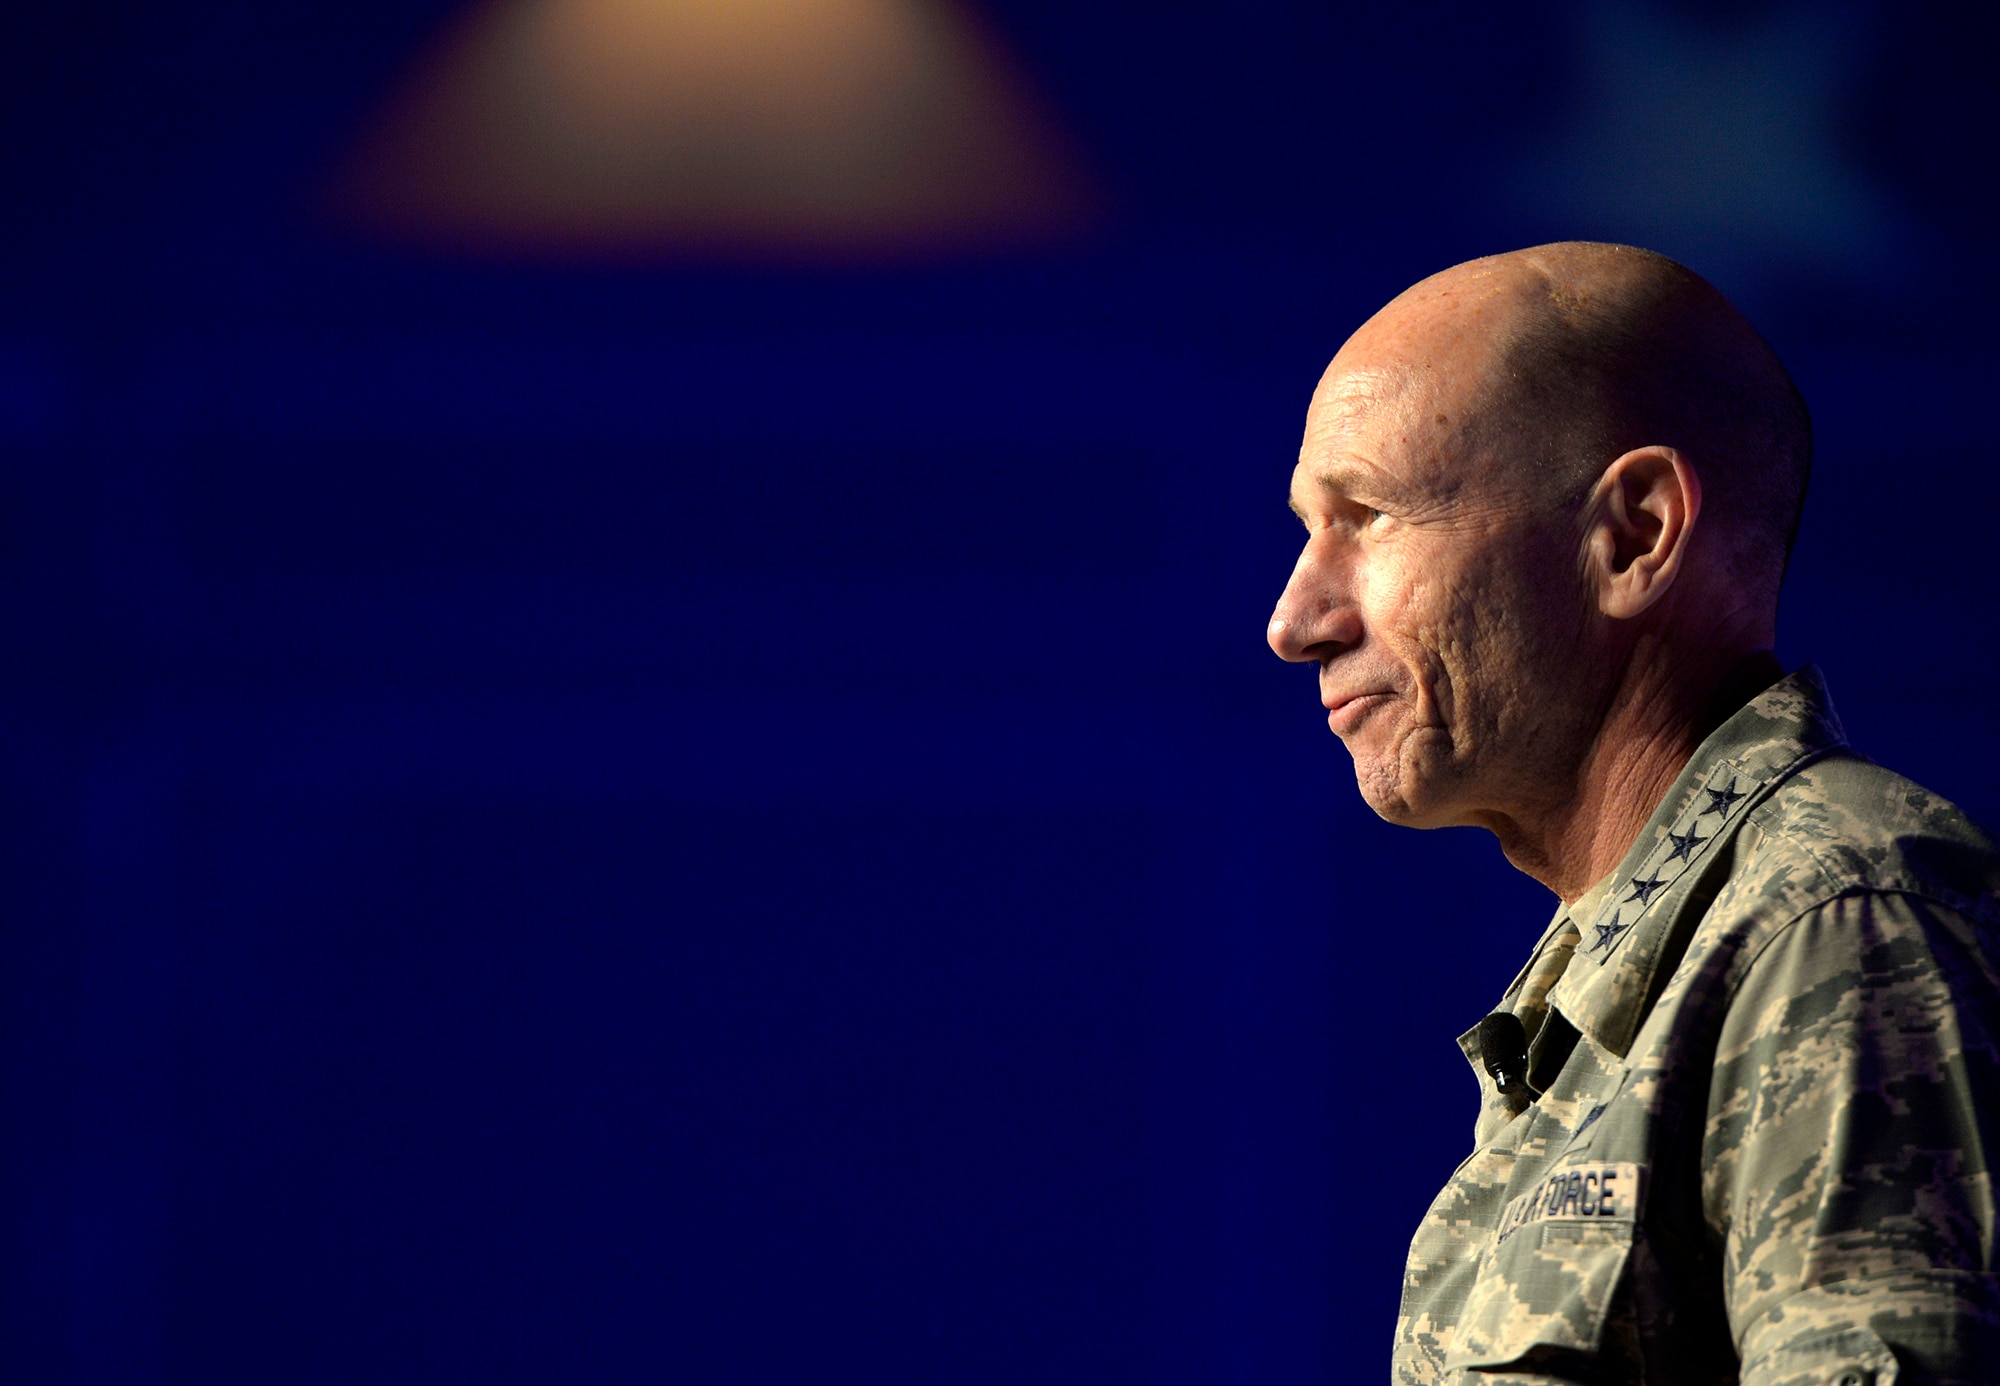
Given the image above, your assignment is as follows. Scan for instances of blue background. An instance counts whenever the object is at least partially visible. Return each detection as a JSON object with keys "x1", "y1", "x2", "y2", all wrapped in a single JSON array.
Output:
[{"x1": 5, "y1": 1, "x2": 1999, "y2": 1380}]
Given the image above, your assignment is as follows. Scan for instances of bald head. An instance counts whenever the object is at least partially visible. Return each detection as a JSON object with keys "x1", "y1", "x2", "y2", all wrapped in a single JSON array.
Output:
[
  {"x1": 1335, "y1": 242, "x2": 1812, "y2": 599},
  {"x1": 1274, "y1": 244, "x2": 1810, "y2": 889}
]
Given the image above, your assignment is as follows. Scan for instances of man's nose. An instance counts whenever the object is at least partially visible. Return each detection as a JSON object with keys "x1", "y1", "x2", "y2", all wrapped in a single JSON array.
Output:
[{"x1": 1267, "y1": 552, "x2": 1358, "y2": 663}]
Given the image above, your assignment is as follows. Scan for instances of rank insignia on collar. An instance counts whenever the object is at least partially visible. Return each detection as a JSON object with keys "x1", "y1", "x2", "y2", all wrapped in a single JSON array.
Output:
[
  {"x1": 1624, "y1": 874, "x2": 1669, "y2": 906},
  {"x1": 1665, "y1": 827, "x2": 1708, "y2": 862},
  {"x1": 1701, "y1": 777, "x2": 1745, "y2": 818},
  {"x1": 1587, "y1": 913, "x2": 1627, "y2": 955}
]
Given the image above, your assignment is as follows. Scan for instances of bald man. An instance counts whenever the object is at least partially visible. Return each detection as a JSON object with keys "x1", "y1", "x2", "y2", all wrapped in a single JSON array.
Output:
[{"x1": 1269, "y1": 244, "x2": 2000, "y2": 1385}]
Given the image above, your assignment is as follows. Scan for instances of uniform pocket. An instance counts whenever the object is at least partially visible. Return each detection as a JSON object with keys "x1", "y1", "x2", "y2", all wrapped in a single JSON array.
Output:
[{"x1": 1443, "y1": 1161, "x2": 1640, "y2": 1371}]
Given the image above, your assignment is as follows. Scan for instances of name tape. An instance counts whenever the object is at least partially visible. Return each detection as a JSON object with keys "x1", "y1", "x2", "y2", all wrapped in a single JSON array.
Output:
[{"x1": 1494, "y1": 1161, "x2": 1642, "y2": 1245}]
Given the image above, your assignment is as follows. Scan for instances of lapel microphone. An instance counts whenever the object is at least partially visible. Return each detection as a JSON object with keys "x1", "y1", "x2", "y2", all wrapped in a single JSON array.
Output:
[{"x1": 1476, "y1": 1011, "x2": 1534, "y2": 1100}]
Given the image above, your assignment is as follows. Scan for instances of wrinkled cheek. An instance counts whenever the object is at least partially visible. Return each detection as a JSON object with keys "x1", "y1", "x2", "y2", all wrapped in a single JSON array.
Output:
[
  {"x1": 1412, "y1": 629, "x2": 1455, "y2": 724},
  {"x1": 1418, "y1": 606, "x2": 1514, "y2": 758},
  {"x1": 1403, "y1": 607, "x2": 1468, "y2": 730},
  {"x1": 1371, "y1": 577, "x2": 1432, "y2": 694}
]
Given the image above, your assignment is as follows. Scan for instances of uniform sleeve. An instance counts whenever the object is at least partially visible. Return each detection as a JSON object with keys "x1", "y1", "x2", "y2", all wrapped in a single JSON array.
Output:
[{"x1": 1704, "y1": 890, "x2": 2000, "y2": 1385}]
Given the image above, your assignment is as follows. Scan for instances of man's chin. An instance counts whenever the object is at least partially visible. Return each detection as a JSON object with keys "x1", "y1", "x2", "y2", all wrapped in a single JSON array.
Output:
[
  {"x1": 1352, "y1": 762, "x2": 1418, "y2": 825},
  {"x1": 1351, "y1": 759, "x2": 1457, "y2": 830}
]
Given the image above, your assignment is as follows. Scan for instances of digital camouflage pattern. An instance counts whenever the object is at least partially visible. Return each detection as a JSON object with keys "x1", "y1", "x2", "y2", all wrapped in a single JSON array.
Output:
[{"x1": 1395, "y1": 668, "x2": 2000, "y2": 1385}]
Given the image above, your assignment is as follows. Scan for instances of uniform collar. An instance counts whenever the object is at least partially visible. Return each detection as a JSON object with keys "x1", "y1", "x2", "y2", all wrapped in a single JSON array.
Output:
[
  {"x1": 1544, "y1": 664, "x2": 1849, "y2": 1059},
  {"x1": 1456, "y1": 865, "x2": 1613, "y2": 1081}
]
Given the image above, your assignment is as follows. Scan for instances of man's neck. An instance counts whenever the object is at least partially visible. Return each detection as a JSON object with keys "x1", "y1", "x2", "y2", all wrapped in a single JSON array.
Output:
[{"x1": 1499, "y1": 648, "x2": 1784, "y2": 903}]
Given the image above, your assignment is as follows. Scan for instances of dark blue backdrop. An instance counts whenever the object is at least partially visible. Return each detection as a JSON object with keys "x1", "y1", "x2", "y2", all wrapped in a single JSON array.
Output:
[{"x1": 6, "y1": 1, "x2": 1999, "y2": 1381}]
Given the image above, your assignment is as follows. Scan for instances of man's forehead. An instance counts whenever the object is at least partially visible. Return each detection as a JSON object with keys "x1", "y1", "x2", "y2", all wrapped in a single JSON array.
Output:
[
  {"x1": 1307, "y1": 364, "x2": 1421, "y2": 426},
  {"x1": 1291, "y1": 359, "x2": 1515, "y2": 511},
  {"x1": 1309, "y1": 266, "x2": 1530, "y2": 432},
  {"x1": 1296, "y1": 365, "x2": 1426, "y2": 473}
]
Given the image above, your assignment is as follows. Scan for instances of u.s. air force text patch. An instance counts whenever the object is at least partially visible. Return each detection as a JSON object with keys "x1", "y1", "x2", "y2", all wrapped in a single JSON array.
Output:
[{"x1": 1493, "y1": 1162, "x2": 1642, "y2": 1245}]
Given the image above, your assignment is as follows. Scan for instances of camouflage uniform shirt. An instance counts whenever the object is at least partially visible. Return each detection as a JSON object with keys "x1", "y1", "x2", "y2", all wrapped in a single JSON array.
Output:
[{"x1": 1394, "y1": 668, "x2": 2000, "y2": 1385}]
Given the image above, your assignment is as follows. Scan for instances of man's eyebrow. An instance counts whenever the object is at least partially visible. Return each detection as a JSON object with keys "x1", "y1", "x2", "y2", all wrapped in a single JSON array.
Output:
[{"x1": 1294, "y1": 462, "x2": 1389, "y2": 505}]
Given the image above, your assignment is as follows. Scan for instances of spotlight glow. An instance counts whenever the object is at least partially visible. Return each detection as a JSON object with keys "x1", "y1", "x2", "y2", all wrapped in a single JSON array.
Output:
[{"x1": 324, "y1": 0, "x2": 1101, "y2": 260}]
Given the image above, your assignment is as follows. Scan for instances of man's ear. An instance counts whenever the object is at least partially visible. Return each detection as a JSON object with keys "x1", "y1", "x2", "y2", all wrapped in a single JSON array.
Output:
[{"x1": 1581, "y1": 446, "x2": 1701, "y2": 620}]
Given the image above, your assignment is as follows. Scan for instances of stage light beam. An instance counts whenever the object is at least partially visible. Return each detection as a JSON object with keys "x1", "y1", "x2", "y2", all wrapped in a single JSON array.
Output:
[{"x1": 324, "y1": 0, "x2": 1101, "y2": 260}]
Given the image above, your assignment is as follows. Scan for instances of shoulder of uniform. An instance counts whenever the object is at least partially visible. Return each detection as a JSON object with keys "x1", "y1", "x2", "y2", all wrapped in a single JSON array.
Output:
[{"x1": 1733, "y1": 752, "x2": 2000, "y2": 923}]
